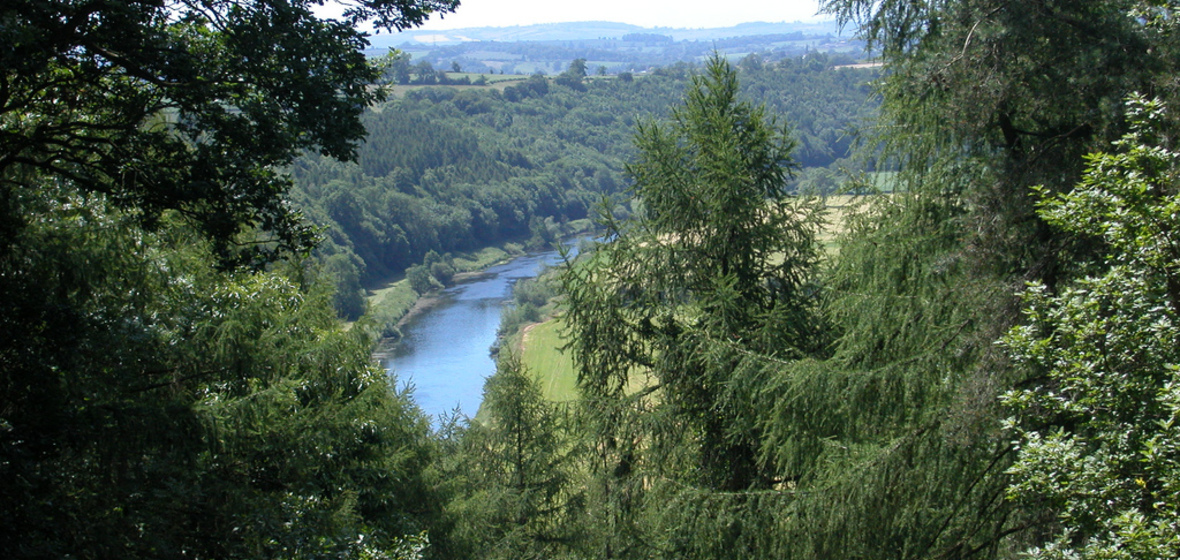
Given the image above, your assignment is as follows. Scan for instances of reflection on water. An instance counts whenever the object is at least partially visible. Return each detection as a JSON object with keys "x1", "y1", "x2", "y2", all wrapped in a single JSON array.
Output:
[{"x1": 384, "y1": 244, "x2": 575, "y2": 423}]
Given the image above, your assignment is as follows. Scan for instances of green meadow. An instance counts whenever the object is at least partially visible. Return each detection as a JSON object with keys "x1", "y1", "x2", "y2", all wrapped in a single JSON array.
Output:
[{"x1": 518, "y1": 319, "x2": 579, "y2": 403}]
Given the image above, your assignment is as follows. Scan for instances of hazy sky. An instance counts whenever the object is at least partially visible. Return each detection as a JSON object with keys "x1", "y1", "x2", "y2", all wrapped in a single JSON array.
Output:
[{"x1": 408, "y1": 0, "x2": 827, "y2": 30}]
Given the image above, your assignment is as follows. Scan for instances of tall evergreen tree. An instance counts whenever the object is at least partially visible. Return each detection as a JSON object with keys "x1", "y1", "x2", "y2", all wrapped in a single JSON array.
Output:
[
  {"x1": 823, "y1": 0, "x2": 1180, "y2": 278},
  {"x1": 560, "y1": 54, "x2": 826, "y2": 558},
  {"x1": 436, "y1": 353, "x2": 578, "y2": 559},
  {"x1": 557, "y1": 3, "x2": 1180, "y2": 559},
  {"x1": 719, "y1": 1, "x2": 1180, "y2": 558}
]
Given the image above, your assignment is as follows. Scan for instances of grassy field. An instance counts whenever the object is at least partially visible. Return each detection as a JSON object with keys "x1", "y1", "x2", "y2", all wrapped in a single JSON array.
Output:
[
  {"x1": 363, "y1": 279, "x2": 418, "y2": 337},
  {"x1": 451, "y1": 244, "x2": 522, "y2": 273},
  {"x1": 518, "y1": 316, "x2": 655, "y2": 404},
  {"x1": 865, "y1": 170, "x2": 899, "y2": 193},
  {"x1": 378, "y1": 72, "x2": 634, "y2": 99},
  {"x1": 818, "y1": 193, "x2": 891, "y2": 255},
  {"x1": 821, "y1": 194, "x2": 859, "y2": 242},
  {"x1": 473, "y1": 318, "x2": 580, "y2": 421},
  {"x1": 519, "y1": 319, "x2": 579, "y2": 403},
  {"x1": 381, "y1": 74, "x2": 527, "y2": 97},
  {"x1": 449, "y1": 72, "x2": 526, "y2": 84}
]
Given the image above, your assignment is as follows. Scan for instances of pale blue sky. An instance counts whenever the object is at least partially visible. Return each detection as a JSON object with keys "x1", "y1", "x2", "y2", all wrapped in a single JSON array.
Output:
[{"x1": 409, "y1": 0, "x2": 827, "y2": 30}]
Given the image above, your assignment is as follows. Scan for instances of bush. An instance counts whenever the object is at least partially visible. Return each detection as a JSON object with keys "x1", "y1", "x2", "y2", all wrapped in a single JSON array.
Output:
[
  {"x1": 512, "y1": 277, "x2": 555, "y2": 308},
  {"x1": 424, "y1": 250, "x2": 456, "y2": 285},
  {"x1": 406, "y1": 264, "x2": 440, "y2": 294}
]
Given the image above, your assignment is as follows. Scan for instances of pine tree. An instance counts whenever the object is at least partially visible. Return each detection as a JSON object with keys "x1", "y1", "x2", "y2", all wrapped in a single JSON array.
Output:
[
  {"x1": 559, "y1": 54, "x2": 827, "y2": 558},
  {"x1": 439, "y1": 353, "x2": 578, "y2": 559},
  {"x1": 717, "y1": 2, "x2": 1180, "y2": 558}
]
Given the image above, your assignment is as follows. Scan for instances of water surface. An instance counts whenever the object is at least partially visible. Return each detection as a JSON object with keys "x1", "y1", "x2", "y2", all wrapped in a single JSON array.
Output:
[{"x1": 384, "y1": 245, "x2": 572, "y2": 422}]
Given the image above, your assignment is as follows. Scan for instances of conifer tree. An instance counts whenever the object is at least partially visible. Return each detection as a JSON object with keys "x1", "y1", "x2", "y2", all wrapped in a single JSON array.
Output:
[
  {"x1": 822, "y1": 0, "x2": 1180, "y2": 277},
  {"x1": 722, "y1": 2, "x2": 1180, "y2": 558},
  {"x1": 438, "y1": 353, "x2": 578, "y2": 559},
  {"x1": 559, "y1": 3, "x2": 1180, "y2": 558},
  {"x1": 560, "y1": 54, "x2": 826, "y2": 558}
]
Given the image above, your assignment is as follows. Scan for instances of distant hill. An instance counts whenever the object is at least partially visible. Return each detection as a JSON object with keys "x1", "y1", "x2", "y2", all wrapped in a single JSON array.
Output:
[
  {"x1": 369, "y1": 20, "x2": 844, "y2": 47},
  {"x1": 365, "y1": 20, "x2": 862, "y2": 76}
]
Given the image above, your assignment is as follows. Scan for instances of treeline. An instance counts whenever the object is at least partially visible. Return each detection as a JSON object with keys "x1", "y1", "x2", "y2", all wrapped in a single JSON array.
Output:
[
  {"x1": 292, "y1": 52, "x2": 878, "y2": 318},
  {"x1": 389, "y1": 29, "x2": 859, "y2": 75},
  {"x1": 378, "y1": 51, "x2": 492, "y2": 85}
]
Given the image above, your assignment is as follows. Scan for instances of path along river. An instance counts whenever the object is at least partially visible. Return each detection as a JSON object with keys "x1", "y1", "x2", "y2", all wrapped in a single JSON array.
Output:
[{"x1": 383, "y1": 242, "x2": 576, "y2": 422}]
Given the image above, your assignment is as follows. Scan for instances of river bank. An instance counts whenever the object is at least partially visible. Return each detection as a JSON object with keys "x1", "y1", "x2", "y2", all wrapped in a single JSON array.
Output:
[
  {"x1": 360, "y1": 219, "x2": 596, "y2": 342},
  {"x1": 382, "y1": 241, "x2": 584, "y2": 420},
  {"x1": 360, "y1": 243, "x2": 526, "y2": 342}
]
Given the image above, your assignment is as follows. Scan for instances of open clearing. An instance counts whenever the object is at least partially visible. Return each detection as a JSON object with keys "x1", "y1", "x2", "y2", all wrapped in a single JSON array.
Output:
[{"x1": 519, "y1": 319, "x2": 579, "y2": 403}]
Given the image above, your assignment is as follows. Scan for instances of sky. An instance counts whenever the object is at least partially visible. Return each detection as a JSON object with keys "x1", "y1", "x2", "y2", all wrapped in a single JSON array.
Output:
[{"x1": 407, "y1": 0, "x2": 827, "y2": 30}]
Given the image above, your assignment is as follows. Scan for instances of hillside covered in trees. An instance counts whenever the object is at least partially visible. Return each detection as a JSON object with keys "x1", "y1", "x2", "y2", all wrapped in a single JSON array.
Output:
[
  {"x1": 5, "y1": 0, "x2": 1180, "y2": 559},
  {"x1": 292, "y1": 55, "x2": 878, "y2": 318}
]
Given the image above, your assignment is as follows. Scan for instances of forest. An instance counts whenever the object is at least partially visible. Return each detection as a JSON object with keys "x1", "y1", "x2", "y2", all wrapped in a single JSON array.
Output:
[
  {"x1": 293, "y1": 53, "x2": 877, "y2": 320},
  {"x1": 3, "y1": 0, "x2": 1180, "y2": 559}
]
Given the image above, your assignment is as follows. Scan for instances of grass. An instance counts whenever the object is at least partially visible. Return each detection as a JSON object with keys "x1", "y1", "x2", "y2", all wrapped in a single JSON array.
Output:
[
  {"x1": 864, "y1": 170, "x2": 899, "y2": 193},
  {"x1": 381, "y1": 75, "x2": 527, "y2": 98},
  {"x1": 474, "y1": 317, "x2": 579, "y2": 422},
  {"x1": 519, "y1": 319, "x2": 579, "y2": 403},
  {"x1": 449, "y1": 72, "x2": 525, "y2": 84},
  {"x1": 451, "y1": 244, "x2": 523, "y2": 273},
  {"x1": 822, "y1": 194, "x2": 859, "y2": 235},
  {"x1": 517, "y1": 315, "x2": 655, "y2": 404},
  {"x1": 818, "y1": 193, "x2": 889, "y2": 256},
  {"x1": 364, "y1": 279, "x2": 418, "y2": 338}
]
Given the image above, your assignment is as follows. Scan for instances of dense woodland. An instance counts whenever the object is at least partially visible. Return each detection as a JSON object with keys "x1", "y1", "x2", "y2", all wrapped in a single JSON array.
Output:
[
  {"x1": 293, "y1": 55, "x2": 877, "y2": 318},
  {"x1": 4, "y1": 1, "x2": 1180, "y2": 560}
]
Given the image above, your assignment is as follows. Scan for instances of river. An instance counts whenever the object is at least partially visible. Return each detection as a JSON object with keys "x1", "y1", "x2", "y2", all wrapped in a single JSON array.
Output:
[{"x1": 383, "y1": 243, "x2": 575, "y2": 423}]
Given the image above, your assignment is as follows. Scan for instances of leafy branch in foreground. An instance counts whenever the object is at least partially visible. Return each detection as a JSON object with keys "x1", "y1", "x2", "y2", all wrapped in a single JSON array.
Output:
[
  {"x1": 1002, "y1": 96, "x2": 1180, "y2": 560},
  {"x1": 1, "y1": 0, "x2": 456, "y2": 557},
  {"x1": 1, "y1": 0, "x2": 456, "y2": 266}
]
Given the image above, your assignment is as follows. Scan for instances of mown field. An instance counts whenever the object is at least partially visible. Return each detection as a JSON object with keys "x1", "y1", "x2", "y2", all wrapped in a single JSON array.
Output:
[
  {"x1": 518, "y1": 316, "x2": 650, "y2": 404},
  {"x1": 519, "y1": 319, "x2": 579, "y2": 403}
]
